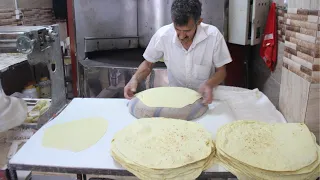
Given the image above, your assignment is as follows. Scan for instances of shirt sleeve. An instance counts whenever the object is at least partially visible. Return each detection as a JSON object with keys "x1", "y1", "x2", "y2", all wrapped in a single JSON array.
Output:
[
  {"x1": 0, "y1": 90, "x2": 28, "y2": 132},
  {"x1": 143, "y1": 31, "x2": 164, "y2": 63},
  {"x1": 212, "y1": 32, "x2": 233, "y2": 68}
]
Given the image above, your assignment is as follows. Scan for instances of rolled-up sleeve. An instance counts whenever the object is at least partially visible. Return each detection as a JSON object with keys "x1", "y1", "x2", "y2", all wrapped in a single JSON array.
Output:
[
  {"x1": 212, "y1": 33, "x2": 233, "y2": 68},
  {"x1": 143, "y1": 31, "x2": 164, "y2": 63},
  {"x1": 0, "y1": 91, "x2": 28, "y2": 132}
]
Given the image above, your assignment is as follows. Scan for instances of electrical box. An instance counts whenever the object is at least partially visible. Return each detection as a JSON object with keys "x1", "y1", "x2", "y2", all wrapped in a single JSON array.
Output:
[{"x1": 228, "y1": 0, "x2": 270, "y2": 45}]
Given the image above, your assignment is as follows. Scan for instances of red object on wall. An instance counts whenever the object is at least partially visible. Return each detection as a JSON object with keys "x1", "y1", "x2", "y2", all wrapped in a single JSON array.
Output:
[
  {"x1": 260, "y1": 2, "x2": 277, "y2": 71},
  {"x1": 66, "y1": 0, "x2": 78, "y2": 97}
]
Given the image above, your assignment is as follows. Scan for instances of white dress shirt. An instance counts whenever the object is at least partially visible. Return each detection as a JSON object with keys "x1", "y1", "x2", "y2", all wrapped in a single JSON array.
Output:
[{"x1": 143, "y1": 22, "x2": 232, "y2": 90}]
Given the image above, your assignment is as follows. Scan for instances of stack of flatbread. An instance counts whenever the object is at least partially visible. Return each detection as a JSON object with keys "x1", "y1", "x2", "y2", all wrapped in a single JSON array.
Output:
[
  {"x1": 111, "y1": 118, "x2": 215, "y2": 180},
  {"x1": 216, "y1": 120, "x2": 320, "y2": 180}
]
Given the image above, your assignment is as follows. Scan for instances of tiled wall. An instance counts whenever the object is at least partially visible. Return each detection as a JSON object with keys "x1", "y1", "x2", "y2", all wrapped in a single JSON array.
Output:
[
  {"x1": 0, "y1": 8, "x2": 57, "y2": 26},
  {"x1": 0, "y1": 0, "x2": 68, "y2": 47},
  {"x1": 0, "y1": 0, "x2": 52, "y2": 9},
  {"x1": 277, "y1": 8, "x2": 286, "y2": 43},
  {"x1": 287, "y1": 0, "x2": 320, "y2": 10},
  {"x1": 305, "y1": 84, "x2": 320, "y2": 142},
  {"x1": 279, "y1": 0, "x2": 320, "y2": 143},
  {"x1": 283, "y1": 8, "x2": 319, "y2": 83},
  {"x1": 0, "y1": 0, "x2": 57, "y2": 26}
]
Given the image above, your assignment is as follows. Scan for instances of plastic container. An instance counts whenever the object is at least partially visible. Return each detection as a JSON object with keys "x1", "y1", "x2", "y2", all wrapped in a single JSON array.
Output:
[
  {"x1": 39, "y1": 77, "x2": 51, "y2": 98},
  {"x1": 22, "y1": 85, "x2": 39, "y2": 98}
]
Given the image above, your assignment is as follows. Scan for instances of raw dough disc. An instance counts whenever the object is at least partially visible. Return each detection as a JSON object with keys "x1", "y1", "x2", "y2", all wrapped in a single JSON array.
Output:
[
  {"x1": 42, "y1": 117, "x2": 108, "y2": 152},
  {"x1": 135, "y1": 87, "x2": 202, "y2": 108}
]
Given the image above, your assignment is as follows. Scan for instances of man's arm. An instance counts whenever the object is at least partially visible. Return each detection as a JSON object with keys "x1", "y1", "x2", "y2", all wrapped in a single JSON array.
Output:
[
  {"x1": 124, "y1": 60, "x2": 154, "y2": 99},
  {"x1": 132, "y1": 60, "x2": 154, "y2": 83},
  {"x1": 205, "y1": 65, "x2": 227, "y2": 88},
  {"x1": 198, "y1": 65, "x2": 227, "y2": 105},
  {"x1": 124, "y1": 27, "x2": 164, "y2": 99}
]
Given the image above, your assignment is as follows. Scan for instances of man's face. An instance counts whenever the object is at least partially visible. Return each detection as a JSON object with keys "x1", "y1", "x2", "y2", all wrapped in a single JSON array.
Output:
[{"x1": 174, "y1": 18, "x2": 202, "y2": 44}]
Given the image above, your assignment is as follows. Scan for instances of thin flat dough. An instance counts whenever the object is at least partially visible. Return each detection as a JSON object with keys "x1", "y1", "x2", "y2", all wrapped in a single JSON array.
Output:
[
  {"x1": 111, "y1": 118, "x2": 213, "y2": 169},
  {"x1": 135, "y1": 87, "x2": 202, "y2": 108},
  {"x1": 111, "y1": 117, "x2": 215, "y2": 180},
  {"x1": 216, "y1": 120, "x2": 318, "y2": 172},
  {"x1": 42, "y1": 117, "x2": 108, "y2": 152}
]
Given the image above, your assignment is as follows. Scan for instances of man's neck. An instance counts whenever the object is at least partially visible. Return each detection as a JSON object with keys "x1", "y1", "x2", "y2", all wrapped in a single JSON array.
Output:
[{"x1": 181, "y1": 41, "x2": 193, "y2": 50}]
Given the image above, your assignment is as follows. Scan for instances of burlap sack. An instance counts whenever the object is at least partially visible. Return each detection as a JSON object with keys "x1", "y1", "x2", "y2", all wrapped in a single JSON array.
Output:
[{"x1": 128, "y1": 97, "x2": 208, "y2": 120}]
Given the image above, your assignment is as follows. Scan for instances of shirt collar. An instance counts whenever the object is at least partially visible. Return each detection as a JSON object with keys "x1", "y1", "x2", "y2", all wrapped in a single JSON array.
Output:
[{"x1": 172, "y1": 23, "x2": 208, "y2": 48}]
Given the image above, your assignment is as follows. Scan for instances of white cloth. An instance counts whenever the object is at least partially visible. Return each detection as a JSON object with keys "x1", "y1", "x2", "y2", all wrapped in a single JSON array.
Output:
[
  {"x1": 213, "y1": 86, "x2": 287, "y2": 123},
  {"x1": 0, "y1": 82, "x2": 27, "y2": 132},
  {"x1": 143, "y1": 22, "x2": 232, "y2": 90}
]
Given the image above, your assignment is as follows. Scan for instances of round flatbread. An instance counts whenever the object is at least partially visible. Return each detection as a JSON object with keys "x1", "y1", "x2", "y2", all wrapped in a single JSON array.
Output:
[
  {"x1": 135, "y1": 87, "x2": 202, "y2": 108},
  {"x1": 216, "y1": 120, "x2": 318, "y2": 172},
  {"x1": 128, "y1": 87, "x2": 208, "y2": 120},
  {"x1": 111, "y1": 117, "x2": 214, "y2": 169}
]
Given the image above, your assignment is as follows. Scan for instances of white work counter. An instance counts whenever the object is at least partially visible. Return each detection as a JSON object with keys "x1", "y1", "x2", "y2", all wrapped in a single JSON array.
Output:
[
  {"x1": 9, "y1": 98, "x2": 235, "y2": 179},
  {"x1": 8, "y1": 88, "x2": 287, "y2": 179}
]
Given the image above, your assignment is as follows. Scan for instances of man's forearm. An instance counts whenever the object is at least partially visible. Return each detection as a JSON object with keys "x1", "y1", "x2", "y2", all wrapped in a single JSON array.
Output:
[
  {"x1": 132, "y1": 60, "x2": 154, "y2": 82},
  {"x1": 206, "y1": 66, "x2": 227, "y2": 88}
]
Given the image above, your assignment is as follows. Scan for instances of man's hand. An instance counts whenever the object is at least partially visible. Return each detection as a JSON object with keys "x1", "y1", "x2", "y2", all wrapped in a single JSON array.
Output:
[
  {"x1": 198, "y1": 65, "x2": 227, "y2": 104},
  {"x1": 124, "y1": 60, "x2": 154, "y2": 99},
  {"x1": 198, "y1": 82, "x2": 213, "y2": 105},
  {"x1": 124, "y1": 78, "x2": 138, "y2": 99}
]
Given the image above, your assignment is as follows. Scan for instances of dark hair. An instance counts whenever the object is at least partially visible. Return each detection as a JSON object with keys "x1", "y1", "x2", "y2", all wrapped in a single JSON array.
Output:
[{"x1": 171, "y1": 0, "x2": 202, "y2": 26}]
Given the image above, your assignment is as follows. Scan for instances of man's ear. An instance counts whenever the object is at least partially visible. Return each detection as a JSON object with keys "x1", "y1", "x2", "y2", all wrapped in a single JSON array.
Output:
[{"x1": 197, "y1": 18, "x2": 203, "y2": 25}]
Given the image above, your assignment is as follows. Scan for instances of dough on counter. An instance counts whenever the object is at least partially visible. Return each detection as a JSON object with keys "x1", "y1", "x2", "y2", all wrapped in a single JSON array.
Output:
[
  {"x1": 135, "y1": 87, "x2": 202, "y2": 108},
  {"x1": 42, "y1": 118, "x2": 108, "y2": 152},
  {"x1": 128, "y1": 87, "x2": 208, "y2": 120},
  {"x1": 111, "y1": 117, "x2": 215, "y2": 180}
]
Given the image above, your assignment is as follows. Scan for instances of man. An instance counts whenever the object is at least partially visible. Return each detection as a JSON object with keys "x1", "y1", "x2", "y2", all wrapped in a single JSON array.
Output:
[
  {"x1": 124, "y1": 0, "x2": 232, "y2": 105},
  {"x1": 0, "y1": 81, "x2": 27, "y2": 132}
]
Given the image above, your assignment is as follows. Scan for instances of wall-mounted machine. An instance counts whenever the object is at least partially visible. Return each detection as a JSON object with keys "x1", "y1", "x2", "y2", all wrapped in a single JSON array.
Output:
[{"x1": 228, "y1": 0, "x2": 270, "y2": 45}]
